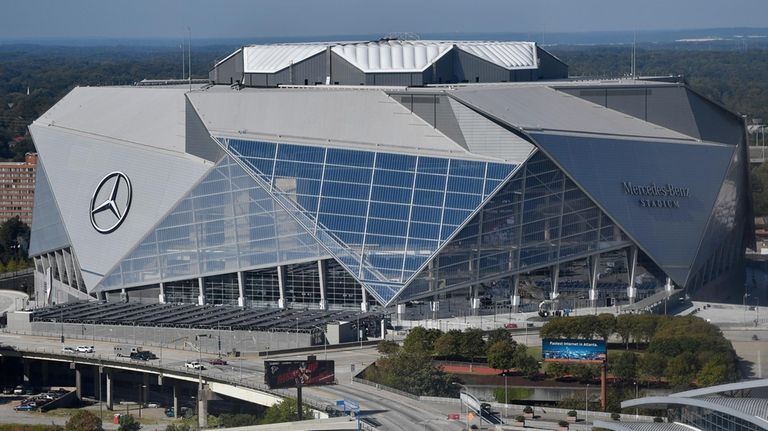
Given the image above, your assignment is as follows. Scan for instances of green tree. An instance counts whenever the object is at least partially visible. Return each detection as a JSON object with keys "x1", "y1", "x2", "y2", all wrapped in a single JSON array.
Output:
[
  {"x1": 0, "y1": 216, "x2": 29, "y2": 256},
  {"x1": 665, "y1": 353, "x2": 697, "y2": 389},
  {"x1": 516, "y1": 353, "x2": 541, "y2": 378},
  {"x1": 402, "y1": 327, "x2": 442, "y2": 355},
  {"x1": 164, "y1": 424, "x2": 191, "y2": 431},
  {"x1": 639, "y1": 352, "x2": 668, "y2": 383},
  {"x1": 433, "y1": 330, "x2": 462, "y2": 358},
  {"x1": 595, "y1": 314, "x2": 617, "y2": 341},
  {"x1": 487, "y1": 340, "x2": 516, "y2": 371},
  {"x1": 377, "y1": 340, "x2": 400, "y2": 355},
  {"x1": 459, "y1": 328, "x2": 487, "y2": 362},
  {"x1": 752, "y1": 162, "x2": 768, "y2": 216},
  {"x1": 487, "y1": 327, "x2": 513, "y2": 347},
  {"x1": 616, "y1": 315, "x2": 637, "y2": 349},
  {"x1": 697, "y1": 359, "x2": 731, "y2": 387},
  {"x1": 117, "y1": 414, "x2": 141, "y2": 431},
  {"x1": 261, "y1": 398, "x2": 312, "y2": 424},
  {"x1": 65, "y1": 410, "x2": 102, "y2": 431},
  {"x1": 611, "y1": 352, "x2": 638, "y2": 383}
]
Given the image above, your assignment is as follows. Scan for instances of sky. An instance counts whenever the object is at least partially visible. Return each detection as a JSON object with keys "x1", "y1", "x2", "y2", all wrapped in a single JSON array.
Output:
[{"x1": 2, "y1": 0, "x2": 768, "y2": 41}]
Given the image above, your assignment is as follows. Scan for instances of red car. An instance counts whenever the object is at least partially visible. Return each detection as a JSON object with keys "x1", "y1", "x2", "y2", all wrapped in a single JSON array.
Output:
[
  {"x1": 207, "y1": 358, "x2": 228, "y2": 366},
  {"x1": 504, "y1": 323, "x2": 518, "y2": 329}
]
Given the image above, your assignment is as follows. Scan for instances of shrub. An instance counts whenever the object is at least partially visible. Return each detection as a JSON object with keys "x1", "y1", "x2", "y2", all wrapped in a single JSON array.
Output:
[
  {"x1": 567, "y1": 410, "x2": 577, "y2": 417},
  {"x1": 65, "y1": 410, "x2": 102, "y2": 431},
  {"x1": 515, "y1": 415, "x2": 526, "y2": 422},
  {"x1": 523, "y1": 405, "x2": 534, "y2": 413},
  {"x1": 558, "y1": 420, "x2": 570, "y2": 427},
  {"x1": 611, "y1": 412, "x2": 621, "y2": 421}
]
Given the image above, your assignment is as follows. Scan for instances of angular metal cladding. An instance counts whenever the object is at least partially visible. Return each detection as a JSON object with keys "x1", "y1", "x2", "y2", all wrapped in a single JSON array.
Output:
[{"x1": 524, "y1": 132, "x2": 736, "y2": 286}]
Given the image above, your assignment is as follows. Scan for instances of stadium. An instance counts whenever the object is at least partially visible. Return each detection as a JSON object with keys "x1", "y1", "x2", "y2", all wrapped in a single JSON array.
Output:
[{"x1": 27, "y1": 39, "x2": 754, "y2": 319}]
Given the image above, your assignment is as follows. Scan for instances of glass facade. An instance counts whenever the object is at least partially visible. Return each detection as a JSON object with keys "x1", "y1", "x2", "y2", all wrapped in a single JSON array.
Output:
[
  {"x1": 98, "y1": 155, "x2": 325, "y2": 290},
  {"x1": 681, "y1": 406, "x2": 762, "y2": 431},
  {"x1": 204, "y1": 273, "x2": 239, "y2": 305},
  {"x1": 243, "y1": 267, "x2": 281, "y2": 306},
  {"x1": 325, "y1": 259, "x2": 363, "y2": 306},
  {"x1": 398, "y1": 151, "x2": 633, "y2": 302},
  {"x1": 284, "y1": 262, "x2": 321, "y2": 305},
  {"x1": 164, "y1": 279, "x2": 198, "y2": 304},
  {"x1": 226, "y1": 137, "x2": 516, "y2": 304}
]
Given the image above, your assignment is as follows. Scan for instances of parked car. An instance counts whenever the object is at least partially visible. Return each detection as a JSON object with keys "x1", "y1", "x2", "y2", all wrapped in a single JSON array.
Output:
[
  {"x1": 62, "y1": 347, "x2": 76, "y2": 354},
  {"x1": 207, "y1": 358, "x2": 227, "y2": 366},
  {"x1": 14, "y1": 404, "x2": 35, "y2": 411},
  {"x1": 76, "y1": 346, "x2": 94, "y2": 353},
  {"x1": 503, "y1": 323, "x2": 518, "y2": 329},
  {"x1": 185, "y1": 361, "x2": 204, "y2": 370},
  {"x1": 12, "y1": 386, "x2": 23, "y2": 395}
]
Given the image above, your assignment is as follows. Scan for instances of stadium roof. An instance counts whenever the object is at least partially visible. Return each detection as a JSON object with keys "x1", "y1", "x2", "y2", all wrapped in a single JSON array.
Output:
[{"x1": 238, "y1": 40, "x2": 540, "y2": 74}]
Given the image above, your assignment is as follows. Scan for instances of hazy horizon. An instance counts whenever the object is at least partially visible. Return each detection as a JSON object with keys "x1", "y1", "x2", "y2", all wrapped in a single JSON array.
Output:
[{"x1": 3, "y1": 0, "x2": 768, "y2": 42}]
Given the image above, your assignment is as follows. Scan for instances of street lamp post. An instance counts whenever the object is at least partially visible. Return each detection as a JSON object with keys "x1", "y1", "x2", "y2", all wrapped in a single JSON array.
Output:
[{"x1": 634, "y1": 381, "x2": 639, "y2": 418}]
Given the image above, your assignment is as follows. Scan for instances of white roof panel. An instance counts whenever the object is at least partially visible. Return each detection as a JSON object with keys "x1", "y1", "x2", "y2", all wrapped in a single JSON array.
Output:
[
  {"x1": 332, "y1": 41, "x2": 453, "y2": 73},
  {"x1": 456, "y1": 41, "x2": 538, "y2": 70},
  {"x1": 187, "y1": 87, "x2": 491, "y2": 160},
  {"x1": 243, "y1": 44, "x2": 326, "y2": 74}
]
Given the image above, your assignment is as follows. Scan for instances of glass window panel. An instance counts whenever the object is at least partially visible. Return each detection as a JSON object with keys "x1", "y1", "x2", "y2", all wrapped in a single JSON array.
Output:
[
  {"x1": 371, "y1": 186, "x2": 411, "y2": 204},
  {"x1": 447, "y1": 176, "x2": 484, "y2": 193},
  {"x1": 375, "y1": 153, "x2": 417, "y2": 171},
  {"x1": 445, "y1": 192, "x2": 481, "y2": 210},
  {"x1": 411, "y1": 205, "x2": 442, "y2": 223},
  {"x1": 369, "y1": 202, "x2": 410, "y2": 220},
  {"x1": 374, "y1": 170, "x2": 415, "y2": 188},
  {"x1": 415, "y1": 173, "x2": 446, "y2": 191},
  {"x1": 417, "y1": 157, "x2": 449, "y2": 175},
  {"x1": 327, "y1": 148, "x2": 374, "y2": 167},
  {"x1": 274, "y1": 160, "x2": 323, "y2": 180},
  {"x1": 449, "y1": 160, "x2": 485, "y2": 178},
  {"x1": 322, "y1": 181, "x2": 370, "y2": 199},
  {"x1": 487, "y1": 162, "x2": 514, "y2": 180},
  {"x1": 231, "y1": 140, "x2": 276, "y2": 159},
  {"x1": 318, "y1": 213, "x2": 366, "y2": 233},
  {"x1": 277, "y1": 143, "x2": 325, "y2": 163},
  {"x1": 367, "y1": 218, "x2": 408, "y2": 236},
  {"x1": 409, "y1": 222, "x2": 441, "y2": 240},
  {"x1": 324, "y1": 165, "x2": 372, "y2": 184},
  {"x1": 320, "y1": 197, "x2": 368, "y2": 217},
  {"x1": 413, "y1": 190, "x2": 444, "y2": 207}
]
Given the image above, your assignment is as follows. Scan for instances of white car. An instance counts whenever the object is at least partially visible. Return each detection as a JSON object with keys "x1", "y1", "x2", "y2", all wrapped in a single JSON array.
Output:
[
  {"x1": 62, "y1": 347, "x2": 76, "y2": 354},
  {"x1": 184, "y1": 361, "x2": 204, "y2": 370},
  {"x1": 76, "y1": 346, "x2": 94, "y2": 353}
]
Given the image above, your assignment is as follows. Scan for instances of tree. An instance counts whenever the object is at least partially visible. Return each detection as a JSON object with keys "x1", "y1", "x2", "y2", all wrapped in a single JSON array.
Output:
[
  {"x1": 459, "y1": 328, "x2": 486, "y2": 362},
  {"x1": 487, "y1": 340, "x2": 516, "y2": 371},
  {"x1": 433, "y1": 330, "x2": 462, "y2": 358},
  {"x1": 0, "y1": 216, "x2": 29, "y2": 256},
  {"x1": 65, "y1": 410, "x2": 102, "y2": 431},
  {"x1": 595, "y1": 314, "x2": 617, "y2": 341},
  {"x1": 487, "y1": 327, "x2": 513, "y2": 347},
  {"x1": 165, "y1": 424, "x2": 191, "y2": 431},
  {"x1": 665, "y1": 353, "x2": 697, "y2": 389},
  {"x1": 516, "y1": 353, "x2": 540, "y2": 378},
  {"x1": 117, "y1": 414, "x2": 141, "y2": 431},
  {"x1": 377, "y1": 340, "x2": 400, "y2": 355},
  {"x1": 616, "y1": 315, "x2": 636, "y2": 349},
  {"x1": 611, "y1": 352, "x2": 638, "y2": 383},
  {"x1": 639, "y1": 352, "x2": 667, "y2": 383},
  {"x1": 697, "y1": 359, "x2": 731, "y2": 387},
  {"x1": 402, "y1": 327, "x2": 442, "y2": 355},
  {"x1": 261, "y1": 398, "x2": 312, "y2": 424}
]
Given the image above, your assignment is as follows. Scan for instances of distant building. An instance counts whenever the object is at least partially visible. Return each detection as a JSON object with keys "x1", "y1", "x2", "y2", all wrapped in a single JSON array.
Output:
[{"x1": 0, "y1": 153, "x2": 37, "y2": 226}]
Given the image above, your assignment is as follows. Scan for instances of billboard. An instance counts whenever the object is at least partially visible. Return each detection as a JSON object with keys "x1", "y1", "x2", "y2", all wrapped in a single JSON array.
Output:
[
  {"x1": 542, "y1": 338, "x2": 607, "y2": 363},
  {"x1": 264, "y1": 360, "x2": 335, "y2": 389}
]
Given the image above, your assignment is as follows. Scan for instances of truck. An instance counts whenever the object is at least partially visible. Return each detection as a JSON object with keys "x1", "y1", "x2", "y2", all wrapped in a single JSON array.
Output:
[{"x1": 114, "y1": 345, "x2": 142, "y2": 357}]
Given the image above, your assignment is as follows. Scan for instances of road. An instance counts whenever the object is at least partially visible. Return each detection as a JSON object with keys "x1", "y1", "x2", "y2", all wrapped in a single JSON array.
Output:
[{"x1": 0, "y1": 331, "x2": 463, "y2": 430}]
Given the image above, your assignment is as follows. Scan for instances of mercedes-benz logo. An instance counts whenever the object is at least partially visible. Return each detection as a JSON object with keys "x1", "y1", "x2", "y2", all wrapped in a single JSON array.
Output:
[{"x1": 90, "y1": 171, "x2": 132, "y2": 234}]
